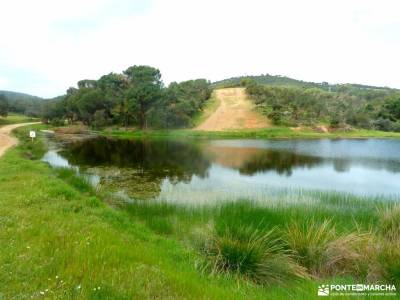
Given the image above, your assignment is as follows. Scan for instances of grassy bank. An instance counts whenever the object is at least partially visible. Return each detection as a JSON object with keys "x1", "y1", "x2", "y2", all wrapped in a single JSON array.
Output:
[
  {"x1": 125, "y1": 194, "x2": 400, "y2": 289},
  {"x1": 0, "y1": 125, "x2": 319, "y2": 299},
  {"x1": 99, "y1": 126, "x2": 400, "y2": 140}
]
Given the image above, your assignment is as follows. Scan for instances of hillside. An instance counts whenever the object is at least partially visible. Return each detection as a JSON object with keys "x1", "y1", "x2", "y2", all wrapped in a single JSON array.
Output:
[
  {"x1": 0, "y1": 90, "x2": 42, "y2": 101},
  {"x1": 0, "y1": 90, "x2": 60, "y2": 118},
  {"x1": 212, "y1": 74, "x2": 397, "y2": 93},
  {"x1": 195, "y1": 88, "x2": 269, "y2": 131}
]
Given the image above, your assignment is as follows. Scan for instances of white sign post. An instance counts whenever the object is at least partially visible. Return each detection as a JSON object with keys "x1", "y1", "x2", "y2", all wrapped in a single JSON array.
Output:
[{"x1": 29, "y1": 130, "x2": 36, "y2": 142}]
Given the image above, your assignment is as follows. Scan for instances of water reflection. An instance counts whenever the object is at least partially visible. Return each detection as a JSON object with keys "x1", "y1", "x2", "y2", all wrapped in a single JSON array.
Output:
[
  {"x1": 203, "y1": 145, "x2": 322, "y2": 176},
  {"x1": 43, "y1": 137, "x2": 400, "y2": 200}
]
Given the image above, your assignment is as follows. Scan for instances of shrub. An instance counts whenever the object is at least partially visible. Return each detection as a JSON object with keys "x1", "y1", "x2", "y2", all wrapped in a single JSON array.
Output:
[
  {"x1": 329, "y1": 117, "x2": 340, "y2": 128},
  {"x1": 373, "y1": 118, "x2": 393, "y2": 132},
  {"x1": 391, "y1": 122, "x2": 400, "y2": 132},
  {"x1": 50, "y1": 118, "x2": 65, "y2": 126}
]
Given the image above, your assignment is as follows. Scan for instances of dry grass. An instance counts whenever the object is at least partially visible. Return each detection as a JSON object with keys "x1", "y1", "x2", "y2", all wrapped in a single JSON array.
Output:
[{"x1": 325, "y1": 231, "x2": 375, "y2": 278}]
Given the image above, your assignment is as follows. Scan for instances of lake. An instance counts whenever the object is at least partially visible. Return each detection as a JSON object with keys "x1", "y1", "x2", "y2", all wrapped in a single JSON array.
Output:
[{"x1": 42, "y1": 137, "x2": 400, "y2": 203}]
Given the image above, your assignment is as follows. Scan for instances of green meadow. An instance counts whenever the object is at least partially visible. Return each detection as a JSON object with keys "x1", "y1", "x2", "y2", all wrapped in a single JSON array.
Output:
[{"x1": 0, "y1": 113, "x2": 38, "y2": 126}]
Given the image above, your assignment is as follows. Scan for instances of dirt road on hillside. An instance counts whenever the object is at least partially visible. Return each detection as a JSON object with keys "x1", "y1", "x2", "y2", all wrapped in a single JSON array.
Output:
[
  {"x1": 0, "y1": 123, "x2": 40, "y2": 157},
  {"x1": 195, "y1": 88, "x2": 269, "y2": 131}
]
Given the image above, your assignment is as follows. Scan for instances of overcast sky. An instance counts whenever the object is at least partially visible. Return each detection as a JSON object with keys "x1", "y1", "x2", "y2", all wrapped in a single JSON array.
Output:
[{"x1": 1, "y1": 0, "x2": 399, "y2": 98}]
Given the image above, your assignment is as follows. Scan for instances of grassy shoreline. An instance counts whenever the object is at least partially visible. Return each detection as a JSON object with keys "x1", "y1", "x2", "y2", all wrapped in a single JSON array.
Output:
[
  {"x1": 98, "y1": 126, "x2": 400, "y2": 140},
  {"x1": 1, "y1": 124, "x2": 399, "y2": 298}
]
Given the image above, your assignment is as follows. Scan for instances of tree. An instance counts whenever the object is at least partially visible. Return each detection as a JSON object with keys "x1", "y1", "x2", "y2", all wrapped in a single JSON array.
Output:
[
  {"x1": 92, "y1": 109, "x2": 108, "y2": 129},
  {"x1": 113, "y1": 98, "x2": 134, "y2": 129},
  {"x1": 124, "y1": 66, "x2": 163, "y2": 129},
  {"x1": 384, "y1": 96, "x2": 400, "y2": 121},
  {"x1": 75, "y1": 89, "x2": 106, "y2": 125},
  {"x1": 0, "y1": 94, "x2": 9, "y2": 117}
]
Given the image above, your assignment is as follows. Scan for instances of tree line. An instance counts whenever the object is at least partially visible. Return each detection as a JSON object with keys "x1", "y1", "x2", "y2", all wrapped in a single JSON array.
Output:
[
  {"x1": 244, "y1": 80, "x2": 400, "y2": 131},
  {"x1": 0, "y1": 94, "x2": 9, "y2": 117},
  {"x1": 3, "y1": 69, "x2": 400, "y2": 132},
  {"x1": 42, "y1": 65, "x2": 211, "y2": 129}
]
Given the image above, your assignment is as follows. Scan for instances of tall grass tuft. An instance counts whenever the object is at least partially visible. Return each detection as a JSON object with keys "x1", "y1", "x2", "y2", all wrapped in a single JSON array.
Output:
[
  {"x1": 377, "y1": 237, "x2": 400, "y2": 286},
  {"x1": 284, "y1": 219, "x2": 336, "y2": 275},
  {"x1": 376, "y1": 205, "x2": 400, "y2": 285},
  {"x1": 379, "y1": 204, "x2": 400, "y2": 240},
  {"x1": 202, "y1": 226, "x2": 308, "y2": 285},
  {"x1": 325, "y1": 231, "x2": 374, "y2": 278}
]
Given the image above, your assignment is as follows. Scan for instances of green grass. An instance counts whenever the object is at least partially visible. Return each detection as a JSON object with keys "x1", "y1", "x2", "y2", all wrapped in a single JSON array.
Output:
[
  {"x1": 124, "y1": 195, "x2": 400, "y2": 290},
  {"x1": 0, "y1": 125, "x2": 334, "y2": 299},
  {"x1": 0, "y1": 113, "x2": 38, "y2": 125},
  {"x1": 97, "y1": 126, "x2": 400, "y2": 140}
]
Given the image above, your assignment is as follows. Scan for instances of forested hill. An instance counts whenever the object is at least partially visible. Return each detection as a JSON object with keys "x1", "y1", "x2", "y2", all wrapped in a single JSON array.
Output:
[
  {"x1": 0, "y1": 90, "x2": 51, "y2": 117},
  {"x1": 0, "y1": 90, "x2": 42, "y2": 101},
  {"x1": 213, "y1": 74, "x2": 396, "y2": 93},
  {"x1": 243, "y1": 78, "x2": 400, "y2": 132}
]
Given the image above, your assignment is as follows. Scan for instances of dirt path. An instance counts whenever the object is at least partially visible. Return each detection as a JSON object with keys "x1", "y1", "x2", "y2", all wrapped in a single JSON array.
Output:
[
  {"x1": 0, "y1": 123, "x2": 40, "y2": 158},
  {"x1": 195, "y1": 88, "x2": 269, "y2": 131}
]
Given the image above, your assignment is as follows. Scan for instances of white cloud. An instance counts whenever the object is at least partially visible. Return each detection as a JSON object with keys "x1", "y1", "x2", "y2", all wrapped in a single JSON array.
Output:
[{"x1": 0, "y1": 0, "x2": 399, "y2": 97}]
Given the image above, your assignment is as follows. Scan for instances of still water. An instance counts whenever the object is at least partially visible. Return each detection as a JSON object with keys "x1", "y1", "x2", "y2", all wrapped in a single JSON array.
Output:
[{"x1": 42, "y1": 137, "x2": 400, "y2": 202}]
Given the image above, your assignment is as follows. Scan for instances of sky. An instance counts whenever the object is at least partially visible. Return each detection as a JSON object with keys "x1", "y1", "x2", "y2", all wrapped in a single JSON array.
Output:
[{"x1": 0, "y1": 0, "x2": 400, "y2": 98}]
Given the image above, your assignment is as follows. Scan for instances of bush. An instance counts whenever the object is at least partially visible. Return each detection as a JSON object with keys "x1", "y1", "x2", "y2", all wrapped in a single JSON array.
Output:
[
  {"x1": 50, "y1": 118, "x2": 65, "y2": 126},
  {"x1": 391, "y1": 122, "x2": 400, "y2": 132},
  {"x1": 373, "y1": 118, "x2": 393, "y2": 132},
  {"x1": 329, "y1": 117, "x2": 341, "y2": 128}
]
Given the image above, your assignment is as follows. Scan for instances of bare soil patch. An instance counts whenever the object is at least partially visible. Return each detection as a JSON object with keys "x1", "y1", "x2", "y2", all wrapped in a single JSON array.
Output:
[
  {"x1": 0, "y1": 123, "x2": 40, "y2": 157},
  {"x1": 195, "y1": 88, "x2": 270, "y2": 131}
]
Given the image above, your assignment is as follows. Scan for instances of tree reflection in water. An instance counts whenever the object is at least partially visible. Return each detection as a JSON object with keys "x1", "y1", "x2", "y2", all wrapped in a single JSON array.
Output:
[{"x1": 57, "y1": 137, "x2": 400, "y2": 199}]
